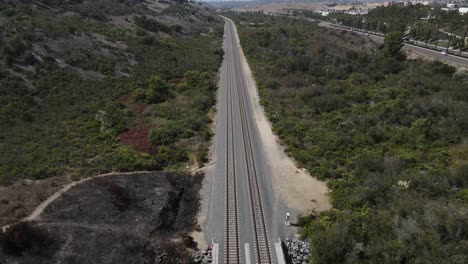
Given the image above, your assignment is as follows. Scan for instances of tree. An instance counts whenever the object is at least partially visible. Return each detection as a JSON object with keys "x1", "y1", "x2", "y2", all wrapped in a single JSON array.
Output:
[
  {"x1": 459, "y1": 14, "x2": 468, "y2": 55},
  {"x1": 95, "y1": 103, "x2": 127, "y2": 136},
  {"x1": 146, "y1": 76, "x2": 170, "y2": 104},
  {"x1": 384, "y1": 31, "x2": 403, "y2": 57},
  {"x1": 432, "y1": 8, "x2": 444, "y2": 49},
  {"x1": 444, "y1": 12, "x2": 463, "y2": 53},
  {"x1": 133, "y1": 87, "x2": 146, "y2": 102}
]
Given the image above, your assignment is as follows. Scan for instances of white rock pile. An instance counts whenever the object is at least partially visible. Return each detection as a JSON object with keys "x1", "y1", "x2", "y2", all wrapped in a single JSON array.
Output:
[
  {"x1": 192, "y1": 246, "x2": 213, "y2": 264},
  {"x1": 285, "y1": 238, "x2": 311, "y2": 264}
]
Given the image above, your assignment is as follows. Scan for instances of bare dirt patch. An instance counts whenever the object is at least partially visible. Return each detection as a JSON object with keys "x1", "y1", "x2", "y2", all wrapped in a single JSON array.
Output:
[
  {"x1": 119, "y1": 126, "x2": 154, "y2": 153},
  {"x1": 0, "y1": 172, "x2": 204, "y2": 264}
]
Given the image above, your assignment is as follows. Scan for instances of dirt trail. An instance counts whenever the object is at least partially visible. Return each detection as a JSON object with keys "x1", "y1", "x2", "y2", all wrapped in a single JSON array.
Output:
[
  {"x1": 1, "y1": 171, "x2": 153, "y2": 231},
  {"x1": 230, "y1": 18, "x2": 331, "y2": 214}
]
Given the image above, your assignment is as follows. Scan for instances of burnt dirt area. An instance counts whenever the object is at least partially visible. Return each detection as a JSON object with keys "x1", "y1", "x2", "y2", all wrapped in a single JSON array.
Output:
[
  {"x1": 0, "y1": 177, "x2": 71, "y2": 227},
  {"x1": 0, "y1": 172, "x2": 204, "y2": 264}
]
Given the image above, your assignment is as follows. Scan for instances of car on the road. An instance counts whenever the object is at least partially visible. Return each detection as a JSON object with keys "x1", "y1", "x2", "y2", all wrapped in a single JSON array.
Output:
[
  {"x1": 365, "y1": 33, "x2": 370, "y2": 36},
  {"x1": 441, "y1": 51, "x2": 448, "y2": 56}
]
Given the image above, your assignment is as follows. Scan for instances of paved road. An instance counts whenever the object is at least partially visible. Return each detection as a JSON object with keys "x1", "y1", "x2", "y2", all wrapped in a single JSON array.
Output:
[
  {"x1": 204, "y1": 18, "x2": 280, "y2": 264},
  {"x1": 319, "y1": 22, "x2": 468, "y2": 68}
]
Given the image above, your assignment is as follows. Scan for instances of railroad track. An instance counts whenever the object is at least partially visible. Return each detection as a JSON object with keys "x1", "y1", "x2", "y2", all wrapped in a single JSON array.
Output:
[
  {"x1": 224, "y1": 21, "x2": 241, "y2": 264},
  {"x1": 223, "y1": 20, "x2": 272, "y2": 264}
]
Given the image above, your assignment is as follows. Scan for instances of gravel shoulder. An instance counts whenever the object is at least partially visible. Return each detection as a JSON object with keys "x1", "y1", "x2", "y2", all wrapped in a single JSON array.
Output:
[{"x1": 230, "y1": 18, "x2": 331, "y2": 215}]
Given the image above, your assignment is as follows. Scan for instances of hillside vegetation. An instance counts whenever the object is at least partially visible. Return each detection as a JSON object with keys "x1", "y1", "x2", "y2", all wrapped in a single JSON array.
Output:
[
  {"x1": 0, "y1": 0, "x2": 223, "y2": 185},
  {"x1": 229, "y1": 13, "x2": 468, "y2": 263}
]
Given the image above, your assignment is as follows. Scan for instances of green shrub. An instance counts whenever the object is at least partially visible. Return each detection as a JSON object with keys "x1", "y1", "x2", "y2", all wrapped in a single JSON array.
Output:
[
  {"x1": 134, "y1": 15, "x2": 170, "y2": 33},
  {"x1": 456, "y1": 188, "x2": 468, "y2": 202},
  {"x1": 383, "y1": 31, "x2": 403, "y2": 57},
  {"x1": 23, "y1": 51, "x2": 36, "y2": 65},
  {"x1": 146, "y1": 76, "x2": 170, "y2": 104},
  {"x1": 170, "y1": 23, "x2": 183, "y2": 33},
  {"x1": 133, "y1": 88, "x2": 146, "y2": 102},
  {"x1": 149, "y1": 122, "x2": 182, "y2": 145},
  {"x1": 95, "y1": 102, "x2": 128, "y2": 136}
]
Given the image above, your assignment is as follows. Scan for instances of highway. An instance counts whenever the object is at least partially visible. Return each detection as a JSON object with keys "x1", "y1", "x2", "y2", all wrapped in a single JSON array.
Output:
[
  {"x1": 318, "y1": 21, "x2": 468, "y2": 68},
  {"x1": 204, "y1": 18, "x2": 280, "y2": 264}
]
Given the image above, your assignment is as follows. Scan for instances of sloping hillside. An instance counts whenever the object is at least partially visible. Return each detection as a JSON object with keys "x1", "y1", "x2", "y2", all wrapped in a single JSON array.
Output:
[
  {"x1": 0, "y1": 0, "x2": 223, "y2": 185},
  {"x1": 1, "y1": 172, "x2": 205, "y2": 263}
]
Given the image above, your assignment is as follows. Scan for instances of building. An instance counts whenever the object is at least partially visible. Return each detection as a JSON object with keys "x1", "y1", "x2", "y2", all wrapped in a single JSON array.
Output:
[
  {"x1": 389, "y1": 1, "x2": 405, "y2": 6},
  {"x1": 319, "y1": 11, "x2": 330, "y2": 17}
]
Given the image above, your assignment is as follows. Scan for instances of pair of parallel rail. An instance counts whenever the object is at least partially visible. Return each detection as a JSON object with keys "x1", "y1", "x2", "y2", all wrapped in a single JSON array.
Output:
[{"x1": 223, "y1": 21, "x2": 272, "y2": 264}]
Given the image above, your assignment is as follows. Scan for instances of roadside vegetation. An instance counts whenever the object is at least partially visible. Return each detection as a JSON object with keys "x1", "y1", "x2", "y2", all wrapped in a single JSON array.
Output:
[
  {"x1": 299, "y1": 4, "x2": 468, "y2": 53},
  {"x1": 229, "y1": 12, "x2": 468, "y2": 263},
  {"x1": 0, "y1": 0, "x2": 223, "y2": 185}
]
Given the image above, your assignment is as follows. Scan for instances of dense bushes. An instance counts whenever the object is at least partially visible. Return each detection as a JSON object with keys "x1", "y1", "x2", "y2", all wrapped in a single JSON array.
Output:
[
  {"x1": 134, "y1": 76, "x2": 171, "y2": 104},
  {"x1": 231, "y1": 13, "x2": 468, "y2": 263},
  {"x1": 150, "y1": 122, "x2": 183, "y2": 145},
  {"x1": 0, "y1": 1, "x2": 223, "y2": 184},
  {"x1": 135, "y1": 15, "x2": 170, "y2": 33},
  {"x1": 383, "y1": 31, "x2": 404, "y2": 58},
  {"x1": 95, "y1": 103, "x2": 129, "y2": 136},
  {"x1": 144, "y1": 70, "x2": 217, "y2": 167}
]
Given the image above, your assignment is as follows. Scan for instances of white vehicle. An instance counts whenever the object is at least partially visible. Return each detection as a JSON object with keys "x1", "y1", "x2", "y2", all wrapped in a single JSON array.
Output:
[{"x1": 441, "y1": 51, "x2": 448, "y2": 56}]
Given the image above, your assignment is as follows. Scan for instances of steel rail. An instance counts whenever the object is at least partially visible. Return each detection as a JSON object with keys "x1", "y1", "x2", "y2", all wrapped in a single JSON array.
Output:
[
  {"x1": 224, "y1": 22, "x2": 241, "y2": 264},
  {"x1": 228, "y1": 21, "x2": 273, "y2": 264}
]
